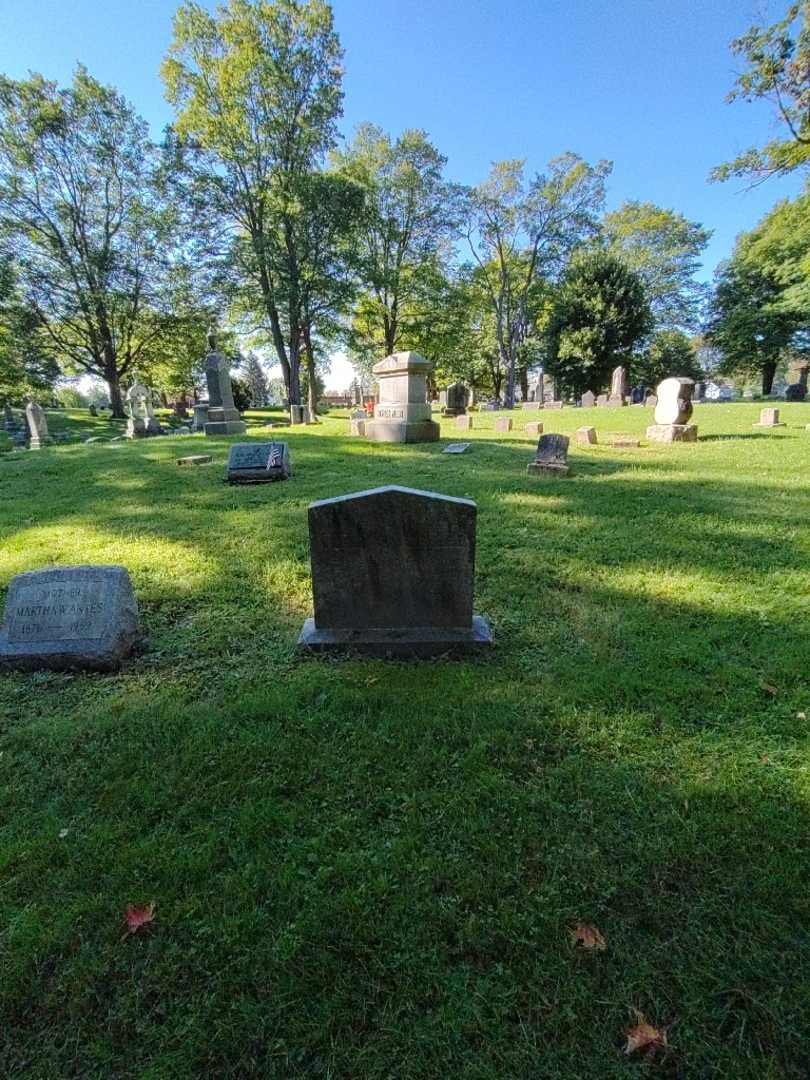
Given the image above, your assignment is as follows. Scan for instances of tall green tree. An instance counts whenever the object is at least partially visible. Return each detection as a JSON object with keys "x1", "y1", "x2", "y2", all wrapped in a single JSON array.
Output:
[
  {"x1": 602, "y1": 201, "x2": 710, "y2": 331},
  {"x1": 635, "y1": 329, "x2": 702, "y2": 388},
  {"x1": 463, "y1": 154, "x2": 611, "y2": 407},
  {"x1": 706, "y1": 188, "x2": 810, "y2": 393},
  {"x1": 0, "y1": 256, "x2": 60, "y2": 405},
  {"x1": 334, "y1": 124, "x2": 456, "y2": 362},
  {"x1": 0, "y1": 68, "x2": 174, "y2": 416},
  {"x1": 545, "y1": 250, "x2": 652, "y2": 396},
  {"x1": 713, "y1": 2, "x2": 810, "y2": 180},
  {"x1": 163, "y1": 0, "x2": 344, "y2": 411},
  {"x1": 707, "y1": 259, "x2": 804, "y2": 394}
]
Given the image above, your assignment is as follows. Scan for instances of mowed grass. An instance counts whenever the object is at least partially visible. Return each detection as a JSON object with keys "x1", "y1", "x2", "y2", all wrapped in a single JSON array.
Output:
[{"x1": 2, "y1": 402, "x2": 810, "y2": 1079}]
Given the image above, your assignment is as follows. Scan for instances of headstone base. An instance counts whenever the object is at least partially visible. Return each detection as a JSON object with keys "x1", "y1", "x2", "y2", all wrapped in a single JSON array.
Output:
[
  {"x1": 526, "y1": 462, "x2": 570, "y2": 477},
  {"x1": 607, "y1": 396, "x2": 627, "y2": 407},
  {"x1": 29, "y1": 437, "x2": 53, "y2": 450},
  {"x1": 365, "y1": 419, "x2": 440, "y2": 443},
  {"x1": 521, "y1": 402, "x2": 543, "y2": 410},
  {"x1": 753, "y1": 421, "x2": 786, "y2": 428},
  {"x1": 646, "y1": 423, "x2": 698, "y2": 443},
  {"x1": 297, "y1": 615, "x2": 492, "y2": 658}
]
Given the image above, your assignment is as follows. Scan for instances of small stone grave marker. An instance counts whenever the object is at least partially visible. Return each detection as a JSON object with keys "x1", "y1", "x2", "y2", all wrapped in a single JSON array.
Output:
[
  {"x1": 576, "y1": 426, "x2": 597, "y2": 445},
  {"x1": 455, "y1": 414, "x2": 473, "y2": 430},
  {"x1": 298, "y1": 486, "x2": 492, "y2": 656},
  {"x1": 527, "y1": 433, "x2": 570, "y2": 477},
  {"x1": 581, "y1": 391, "x2": 596, "y2": 408},
  {"x1": 494, "y1": 417, "x2": 513, "y2": 433},
  {"x1": 178, "y1": 454, "x2": 213, "y2": 466},
  {"x1": 442, "y1": 442, "x2": 470, "y2": 454},
  {"x1": 226, "y1": 442, "x2": 291, "y2": 484},
  {"x1": 610, "y1": 437, "x2": 640, "y2": 448},
  {"x1": 525, "y1": 421, "x2": 543, "y2": 436},
  {"x1": 754, "y1": 407, "x2": 785, "y2": 428},
  {"x1": 0, "y1": 565, "x2": 139, "y2": 672},
  {"x1": 596, "y1": 394, "x2": 608, "y2": 406}
]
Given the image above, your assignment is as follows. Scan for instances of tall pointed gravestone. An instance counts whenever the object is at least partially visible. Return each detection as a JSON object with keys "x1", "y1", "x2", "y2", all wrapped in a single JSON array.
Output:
[
  {"x1": 204, "y1": 330, "x2": 247, "y2": 436},
  {"x1": 607, "y1": 365, "x2": 629, "y2": 406},
  {"x1": 298, "y1": 485, "x2": 492, "y2": 656},
  {"x1": 25, "y1": 401, "x2": 53, "y2": 449},
  {"x1": 365, "y1": 352, "x2": 439, "y2": 443}
]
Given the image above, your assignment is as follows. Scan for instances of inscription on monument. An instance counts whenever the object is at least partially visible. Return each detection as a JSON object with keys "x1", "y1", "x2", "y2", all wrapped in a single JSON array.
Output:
[{"x1": 9, "y1": 580, "x2": 107, "y2": 643}]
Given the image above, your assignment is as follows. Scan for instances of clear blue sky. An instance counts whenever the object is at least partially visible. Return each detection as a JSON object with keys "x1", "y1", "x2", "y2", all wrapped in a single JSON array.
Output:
[{"x1": 0, "y1": 0, "x2": 804, "y2": 386}]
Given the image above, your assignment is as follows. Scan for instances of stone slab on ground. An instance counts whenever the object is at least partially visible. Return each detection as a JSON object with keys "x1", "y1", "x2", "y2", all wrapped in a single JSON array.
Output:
[
  {"x1": 442, "y1": 443, "x2": 471, "y2": 454},
  {"x1": 0, "y1": 565, "x2": 139, "y2": 672},
  {"x1": 177, "y1": 454, "x2": 213, "y2": 466},
  {"x1": 525, "y1": 421, "x2": 544, "y2": 436},
  {"x1": 610, "y1": 438, "x2": 641, "y2": 448},
  {"x1": 298, "y1": 485, "x2": 492, "y2": 657},
  {"x1": 226, "y1": 442, "x2": 291, "y2": 483},
  {"x1": 575, "y1": 426, "x2": 597, "y2": 445},
  {"x1": 646, "y1": 424, "x2": 698, "y2": 443}
]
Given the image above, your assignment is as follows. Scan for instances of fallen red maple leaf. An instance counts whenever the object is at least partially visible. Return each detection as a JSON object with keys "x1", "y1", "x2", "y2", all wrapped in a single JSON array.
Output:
[{"x1": 121, "y1": 902, "x2": 156, "y2": 940}]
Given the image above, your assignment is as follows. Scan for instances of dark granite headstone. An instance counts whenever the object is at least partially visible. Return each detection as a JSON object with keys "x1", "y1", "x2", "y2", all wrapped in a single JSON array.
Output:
[
  {"x1": 527, "y1": 433, "x2": 570, "y2": 476},
  {"x1": 226, "y1": 441, "x2": 291, "y2": 483},
  {"x1": 298, "y1": 486, "x2": 492, "y2": 656},
  {"x1": 785, "y1": 364, "x2": 808, "y2": 401},
  {"x1": 0, "y1": 565, "x2": 139, "y2": 672}
]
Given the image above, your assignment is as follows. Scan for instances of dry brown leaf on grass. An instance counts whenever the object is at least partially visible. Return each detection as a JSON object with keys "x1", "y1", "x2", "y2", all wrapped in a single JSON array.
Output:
[
  {"x1": 570, "y1": 922, "x2": 606, "y2": 951},
  {"x1": 624, "y1": 1015, "x2": 668, "y2": 1058},
  {"x1": 121, "y1": 902, "x2": 156, "y2": 941}
]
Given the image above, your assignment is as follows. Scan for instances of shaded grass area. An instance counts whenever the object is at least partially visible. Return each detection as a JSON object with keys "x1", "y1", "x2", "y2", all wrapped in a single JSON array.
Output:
[{"x1": 2, "y1": 402, "x2": 810, "y2": 1078}]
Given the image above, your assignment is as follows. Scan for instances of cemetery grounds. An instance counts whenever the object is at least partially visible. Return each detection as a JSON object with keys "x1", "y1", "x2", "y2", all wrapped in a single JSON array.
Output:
[{"x1": 1, "y1": 401, "x2": 810, "y2": 1078}]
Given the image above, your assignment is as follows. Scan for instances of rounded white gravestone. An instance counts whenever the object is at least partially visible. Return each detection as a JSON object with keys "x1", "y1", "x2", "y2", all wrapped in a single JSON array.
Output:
[{"x1": 654, "y1": 378, "x2": 694, "y2": 425}]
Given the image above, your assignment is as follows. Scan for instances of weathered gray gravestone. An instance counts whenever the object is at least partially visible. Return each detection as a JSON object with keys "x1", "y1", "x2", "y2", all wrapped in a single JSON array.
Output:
[
  {"x1": 494, "y1": 416, "x2": 513, "y2": 432},
  {"x1": 365, "y1": 352, "x2": 439, "y2": 443},
  {"x1": 25, "y1": 401, "x2": 52, "y2": 449},
  {"x1": 575, "y1": 426, "x2": 597, "y2": 445},
  {"x1": 581, "y1": 390, "x2": 596, "y2": 408},
  {"x1": 0, "y1": 565, "x2": 139, "y2": 672},
  {"x1": 442, "y1": 382, "x2": 469, "y2": 416},
  {"x1": 525, "y1": 421, "x2": 543, "y2": 436},
  {"x1": 204, "y1": 330, "x2": 247, "y2": 436},
  {"x1": 442, "y1": 442, "x2": 470, "y2": 454},
  {"x1": 226, "y1": 442, "x2": 291, "y2": 483},
  {"x1": 608, "y1": 365, "x2": 629, "y2": 406},
  {"x1": 527, "y1": 433, "x2": 570, "y2": 476},
  {"x1": 191, "y1": 404, "x2": 209, "y2": 432},
  {"x1": 298, "y1": 485, "x2": 492, "y2": 656},
  {"x1": 455, "y1": 414, "x2": 473, "y2": 430},
  {"x1": 785, "y1": 364, "x2": 808, "y2": 401},
  {"x1": 596, "y1": 394, "x2": 608, "y2": 407}
]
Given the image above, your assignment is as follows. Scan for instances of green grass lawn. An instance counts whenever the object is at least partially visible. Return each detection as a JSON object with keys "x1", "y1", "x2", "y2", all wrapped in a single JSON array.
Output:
[{"x1": 2, "y1": 402, "x2": 810, "y2": 1078}]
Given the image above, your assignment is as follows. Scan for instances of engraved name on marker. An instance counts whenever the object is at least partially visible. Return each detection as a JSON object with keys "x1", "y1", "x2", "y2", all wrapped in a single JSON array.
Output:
[{"x1": 8, "y1": 580, "x2": 107, "y2": 643}]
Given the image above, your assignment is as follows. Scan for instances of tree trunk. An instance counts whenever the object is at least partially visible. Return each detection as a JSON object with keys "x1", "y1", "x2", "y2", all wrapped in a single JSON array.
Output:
[
  {"x1": 107, "y1": 370, "x2": 125, "y2": 419},
  {"x1": 503, "y1": 344, "x2": 515, "y2": 407},
  {"x1": 762, "y1": 360, "x2": 777, "y2": 396},
  {"x1": 518, "y1": 367, "x2": 529, "y2": 402},
  {"x1": 303, "y1": 325, "x2": 319, "y2": 417}
]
